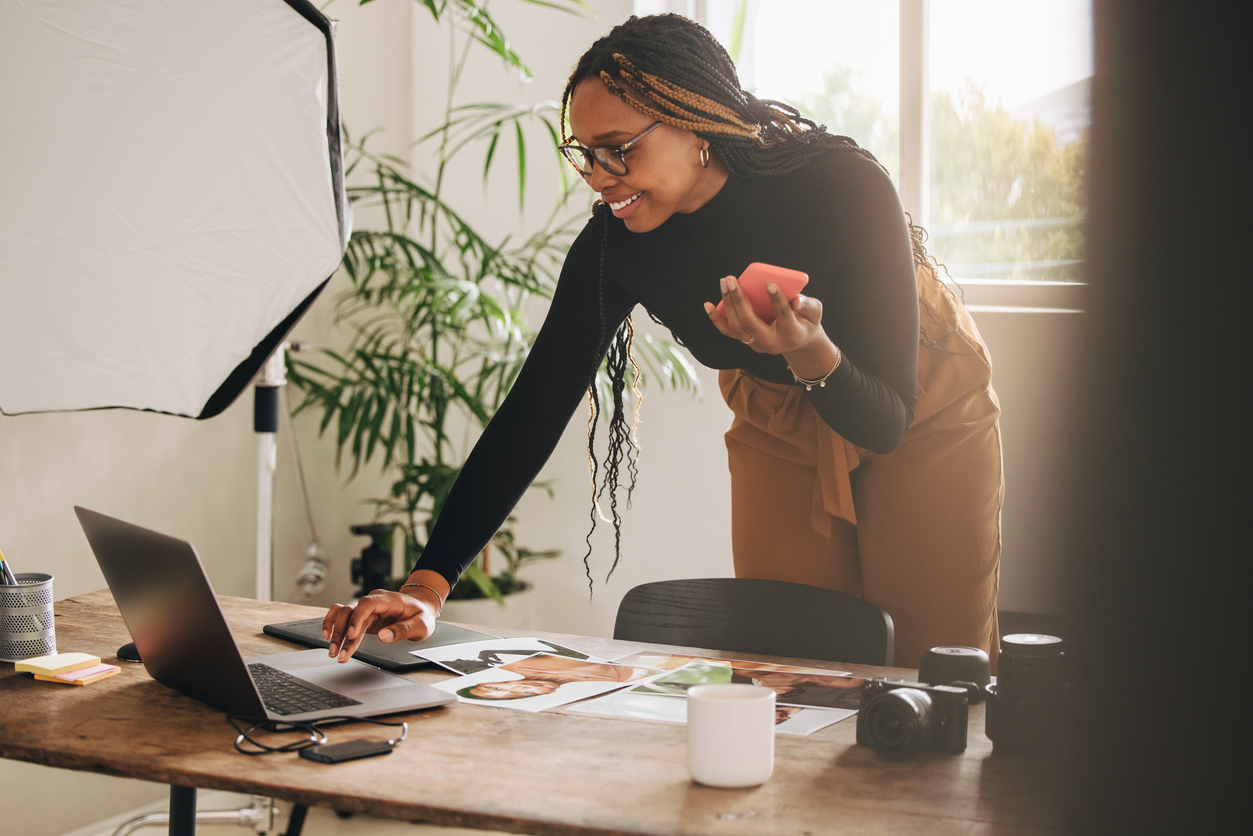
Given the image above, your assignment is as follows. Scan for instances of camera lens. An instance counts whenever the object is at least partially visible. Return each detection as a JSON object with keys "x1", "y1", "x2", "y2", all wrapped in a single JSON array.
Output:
[
  {"x1": 987, "y1": 633, "x2": 1069, "y2": 756},
  {"x1": 862, "y1": 687, "x2": 936, "y2": 759},
  {"x1": 998, "y1": 634, "x2": 1066, "y2": 704}
]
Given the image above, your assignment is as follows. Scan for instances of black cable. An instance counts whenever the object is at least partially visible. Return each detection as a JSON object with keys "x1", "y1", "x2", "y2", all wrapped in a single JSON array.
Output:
[
  {"x1": 227, "y1": 715, "x2": 326, "y2": 756},
  {"x1": 226, "y1": 714, "x2": 409, "y2": 756}
]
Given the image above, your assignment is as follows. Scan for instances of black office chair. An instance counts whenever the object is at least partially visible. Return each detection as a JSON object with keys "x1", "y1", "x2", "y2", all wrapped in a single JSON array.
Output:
[{"x1": 614, "y1": 578, "x2": 894, "y2": 667}]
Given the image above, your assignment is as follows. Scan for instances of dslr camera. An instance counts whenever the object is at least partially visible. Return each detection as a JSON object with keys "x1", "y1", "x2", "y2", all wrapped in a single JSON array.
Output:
[{"x1": 856, "y1": 679, "x2": 969, "y2": 759}]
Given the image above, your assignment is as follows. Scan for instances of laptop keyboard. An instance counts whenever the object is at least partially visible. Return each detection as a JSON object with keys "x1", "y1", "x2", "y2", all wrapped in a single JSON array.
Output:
[{"x1": 248, "y1": 663, "x2": 363, "y2": 716}]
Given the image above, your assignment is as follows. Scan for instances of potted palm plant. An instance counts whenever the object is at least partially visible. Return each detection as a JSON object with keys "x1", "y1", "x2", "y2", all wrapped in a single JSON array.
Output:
[{"x1": 289, "y1": 0, "x2": 699, "y2": 616}]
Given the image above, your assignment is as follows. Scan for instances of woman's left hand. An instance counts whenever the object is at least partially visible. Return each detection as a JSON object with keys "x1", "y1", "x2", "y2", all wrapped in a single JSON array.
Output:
[{"x1": 703, "y1": 275, "x2": 824, "y2": 355}]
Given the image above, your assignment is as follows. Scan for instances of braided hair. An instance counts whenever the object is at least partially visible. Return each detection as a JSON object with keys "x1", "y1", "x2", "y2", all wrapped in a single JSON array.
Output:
[{"x1": 563, "y1": 14, "x2": 951, "y2": 590}]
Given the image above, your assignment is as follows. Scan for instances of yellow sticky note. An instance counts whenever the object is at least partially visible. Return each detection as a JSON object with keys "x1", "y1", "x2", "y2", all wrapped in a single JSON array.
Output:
[{"x1": 16, "y1": 652, "x2": 101, "y2": 677}]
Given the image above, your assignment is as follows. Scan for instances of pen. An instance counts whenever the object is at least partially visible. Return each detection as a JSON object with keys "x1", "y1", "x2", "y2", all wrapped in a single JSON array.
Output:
[{"x1": 0, "y1": 547, "x2": 16, "y2": 585}]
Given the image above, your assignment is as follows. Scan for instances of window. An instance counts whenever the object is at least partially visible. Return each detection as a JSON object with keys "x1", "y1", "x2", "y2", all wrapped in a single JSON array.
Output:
[
  {"x1": 926, "y1": 0, "x2": 1091, "y2": 283},
  {"x1": 645, "y1": 0, "x2": 1093, "y2": 291}
]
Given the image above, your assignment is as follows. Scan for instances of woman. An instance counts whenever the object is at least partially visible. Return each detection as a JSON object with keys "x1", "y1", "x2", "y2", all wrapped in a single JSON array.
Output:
[{"x1": 323, "y1": 14, "x2": 1003, "y2": 670}]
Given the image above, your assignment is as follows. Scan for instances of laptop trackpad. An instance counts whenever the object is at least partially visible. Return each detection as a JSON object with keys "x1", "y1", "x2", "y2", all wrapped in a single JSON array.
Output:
[{"x1": 259, "y1": 649, "x2": 416, "y2": 692}]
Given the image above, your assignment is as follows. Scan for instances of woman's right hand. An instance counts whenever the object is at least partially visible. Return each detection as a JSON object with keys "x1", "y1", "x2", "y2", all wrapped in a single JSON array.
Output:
[{"x1": 321, "y1": 570, "x2": 448, "y2": 663}]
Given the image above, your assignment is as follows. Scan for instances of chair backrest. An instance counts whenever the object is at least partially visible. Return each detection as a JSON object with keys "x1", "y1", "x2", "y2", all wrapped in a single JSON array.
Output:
[{"x1": 614, "y1": 578, "x2": 894, "y2": 667}]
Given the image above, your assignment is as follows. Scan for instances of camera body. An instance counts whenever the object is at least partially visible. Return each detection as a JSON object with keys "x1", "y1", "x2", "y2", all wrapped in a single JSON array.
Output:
[
  {"x1": 349, "y1": 523, "x2": 395, "y2": 597},
  {"x1": 856, "y1": 678, "x2": 969, "y2": 759}
]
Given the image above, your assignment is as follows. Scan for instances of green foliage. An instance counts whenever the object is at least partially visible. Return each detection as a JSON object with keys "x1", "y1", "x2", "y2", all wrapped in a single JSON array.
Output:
[
  {"x1": 792, "y1": 64, "x2": 899, "y2": 175},
  {"x1": 451, "y1": 524, "x2": 560, "y2": 601},
  {"x1": 792, "y1": 67, "x2": 1087, "y2": 281},
  {"x1": 929, "y1": 86, "x2": 1086, "y2": 279},
  {"x1": 362, "y1": 0, "x2": 594, "y2": 80},
  {"x1": 727, "y1": 0, "x2": 749, "y2": 65},
  {"x1": 287, "y1": 129, "x2": 577, "y2": 598},
  {"x1": 292, "y1": 0, "x2": 700, "y2": 603}
]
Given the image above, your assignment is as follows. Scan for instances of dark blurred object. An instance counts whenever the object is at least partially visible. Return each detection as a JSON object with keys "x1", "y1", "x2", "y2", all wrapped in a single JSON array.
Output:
[
  {"x1": 856, "y1": 678, "x2": 969, "y2": 759},
  {"x1": 349, "y1": 524, "x2": 395, "y2": 598},
  {"x1": 1066, "y1": 5, "x2": 1251, "y2": 831},
  {"x1": 985, "y1": 634, "x2": 1070, "y2": 756},
  {"x1": 918, "y1": 646, "x2": 991, "y2": 699}
]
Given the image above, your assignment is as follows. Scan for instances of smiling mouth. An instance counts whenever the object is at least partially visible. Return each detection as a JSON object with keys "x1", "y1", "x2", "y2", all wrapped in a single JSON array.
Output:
[{"x1": 606, "y1": 192, "x2": 641, "y2": 210}]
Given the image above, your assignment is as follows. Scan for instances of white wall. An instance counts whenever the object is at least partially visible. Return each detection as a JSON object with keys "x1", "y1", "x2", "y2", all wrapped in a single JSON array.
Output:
[{"x1": 971, "y1": 307, "x2": 1084, "y2": 616}]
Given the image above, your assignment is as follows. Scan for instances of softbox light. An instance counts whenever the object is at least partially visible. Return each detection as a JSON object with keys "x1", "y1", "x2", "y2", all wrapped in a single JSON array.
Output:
[{"x1": 0, "y1": 0, "x2": 348, "y2": 419}]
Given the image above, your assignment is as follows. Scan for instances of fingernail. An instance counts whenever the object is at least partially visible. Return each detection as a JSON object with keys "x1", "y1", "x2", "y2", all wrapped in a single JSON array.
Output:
[
  {"x1": 726, "y1": 276, "x2": 738, "y2": 292},
  {"x1": 380, "y1": 629, "x2": 394, "y2": 641},
  {"x1": 719, "y1": 277, "x2": 727, "y2": 294},
  {"x1": 328, "y1": 643, "x2": 338, "y2": 656},
  {"x1": 703, "y1": 302, "x2": 714, "y2": 314},
  {"x1": 767, "y1": 283, "x2": 779, "y2": 295},
  {"x1": 322, "y1": 629, "x2": 328, "y2": 640}
]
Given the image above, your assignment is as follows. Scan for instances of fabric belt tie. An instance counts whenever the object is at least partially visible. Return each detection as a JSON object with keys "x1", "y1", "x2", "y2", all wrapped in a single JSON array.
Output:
[{"x1": 720, "y1": 369, "x2": 862, "y2": 537}]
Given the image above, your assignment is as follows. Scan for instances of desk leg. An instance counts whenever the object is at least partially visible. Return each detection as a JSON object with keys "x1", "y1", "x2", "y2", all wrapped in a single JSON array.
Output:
[
  {"x1": 284, "y1": 804, "x2": 308, "y2": 836},
  {"x1": 169, "y1": 786, "x2": 196, "y2": 836}
]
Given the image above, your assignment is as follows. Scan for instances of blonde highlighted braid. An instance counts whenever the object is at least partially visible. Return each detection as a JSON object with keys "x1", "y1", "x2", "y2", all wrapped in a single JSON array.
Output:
[{"x1": 564, "y1": 14, "x2": 943, "y2": 591}]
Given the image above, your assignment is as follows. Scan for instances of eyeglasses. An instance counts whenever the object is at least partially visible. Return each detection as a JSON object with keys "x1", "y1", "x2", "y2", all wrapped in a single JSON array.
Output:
[{"x1": 558, "y1": 122, "x2": 662, "y2": 177}]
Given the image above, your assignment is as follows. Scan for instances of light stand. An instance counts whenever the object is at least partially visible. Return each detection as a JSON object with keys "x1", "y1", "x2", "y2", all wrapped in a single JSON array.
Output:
[{"x1": 254, "y1": 347, "x2": 286, "y2": 601}]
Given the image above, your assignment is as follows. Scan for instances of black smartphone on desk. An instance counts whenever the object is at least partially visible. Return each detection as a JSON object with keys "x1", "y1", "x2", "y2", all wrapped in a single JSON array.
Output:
[
  {"x1": 263, "y1": 619, "x2": 495, "y2": 671},
  {"x1": 299, "y1": 739, "x2": 394, "y2": 764}
]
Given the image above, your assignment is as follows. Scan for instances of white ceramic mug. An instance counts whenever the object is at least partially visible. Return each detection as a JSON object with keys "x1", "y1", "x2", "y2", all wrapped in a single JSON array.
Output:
[{"x1": 686, "y1": 683, "x2": 776, "y2": 788}]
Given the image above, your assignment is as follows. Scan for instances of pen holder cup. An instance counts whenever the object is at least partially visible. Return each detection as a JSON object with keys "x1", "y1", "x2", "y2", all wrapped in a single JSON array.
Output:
[{"x1": 1, "y1": 573, "x2": 57, "y2": 663}]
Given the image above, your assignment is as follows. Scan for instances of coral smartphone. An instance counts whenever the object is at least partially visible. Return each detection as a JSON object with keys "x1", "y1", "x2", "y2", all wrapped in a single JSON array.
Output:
[{"x1": 716, "y1": 262, "x2": 809, "y2": 325}]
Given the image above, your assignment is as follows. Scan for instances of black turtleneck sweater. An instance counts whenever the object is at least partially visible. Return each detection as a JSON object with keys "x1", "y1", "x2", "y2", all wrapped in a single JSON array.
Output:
[{"x1": 415, "y1": 148, "x2": 920, "y2": 590}]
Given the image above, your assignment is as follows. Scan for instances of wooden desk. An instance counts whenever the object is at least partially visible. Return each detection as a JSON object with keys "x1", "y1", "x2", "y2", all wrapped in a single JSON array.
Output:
[{"x1": 0, "y1": 592, "x2": 1064, "y2": 835}]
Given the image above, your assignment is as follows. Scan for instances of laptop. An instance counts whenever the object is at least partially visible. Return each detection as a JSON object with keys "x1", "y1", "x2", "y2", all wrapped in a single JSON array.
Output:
[{"x1": 74, "y1": 506, "x2": 455, "y2": 722}]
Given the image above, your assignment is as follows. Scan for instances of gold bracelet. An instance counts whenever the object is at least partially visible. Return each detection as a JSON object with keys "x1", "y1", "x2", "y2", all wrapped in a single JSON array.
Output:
[
  {"x1": 399, "y1": 582, "x2": 445, "y2": 612},
  {"x1": 787, "y1": 346, "x2": 842, "y2": 391}
]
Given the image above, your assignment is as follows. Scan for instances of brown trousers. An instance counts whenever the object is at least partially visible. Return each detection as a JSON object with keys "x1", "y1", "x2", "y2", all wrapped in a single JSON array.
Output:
[{"x1": 721, "y1": 266, "x2": 1004, "y2": 670}]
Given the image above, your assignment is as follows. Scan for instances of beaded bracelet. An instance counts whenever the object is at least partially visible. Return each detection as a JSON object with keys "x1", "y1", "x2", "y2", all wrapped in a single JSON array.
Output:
[
  {"x1": 788, "y1": 345, "x2": 842, "y2": 391},
  {"x1": 399, "y1": 582, "x2": 445, "y2": 613}
]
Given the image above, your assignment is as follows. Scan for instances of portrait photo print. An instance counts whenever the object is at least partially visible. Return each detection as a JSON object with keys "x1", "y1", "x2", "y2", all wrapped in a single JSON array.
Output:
[{"x1": 431, "y1": 653, "x2": 666, "y2": 712}]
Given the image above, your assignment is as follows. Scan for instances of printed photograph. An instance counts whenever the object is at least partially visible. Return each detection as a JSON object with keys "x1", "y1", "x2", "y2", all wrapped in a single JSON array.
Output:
[
  {"x1": 730, "y1": 665, "x2": 865, "y2": 710},
  {"x1": 771, "y1": 704, "x2": 855, "y2": 734},
  {"x1": 612, "y1": 651, "x2": 849, "y2": 677},
  {"x1": 631, "y1": 661, "x2": 865, "y2": 710},
  {"x1": 568, "y1": 688, "x2": 853, "y2": 735},
  {"x1": 413, "y1": 637, "x2": 605, "y2": 675},
  {"x1": 431, "y1": 653, "x2": 665, "y2": 713},
  {"x1": 628, "y1": 662, "x2": 737, "y2": 695}
]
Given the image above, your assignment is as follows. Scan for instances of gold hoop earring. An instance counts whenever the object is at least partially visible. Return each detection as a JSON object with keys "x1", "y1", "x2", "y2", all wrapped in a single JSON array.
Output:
[{"x1": 700, "y1": 145, "x2": 710, "y2": 168}]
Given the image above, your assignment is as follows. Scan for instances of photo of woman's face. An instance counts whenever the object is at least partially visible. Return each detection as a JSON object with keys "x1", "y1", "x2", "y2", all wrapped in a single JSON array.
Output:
[{"x1": 468, "y1": 680, "x2": 559, "y2": 699}]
